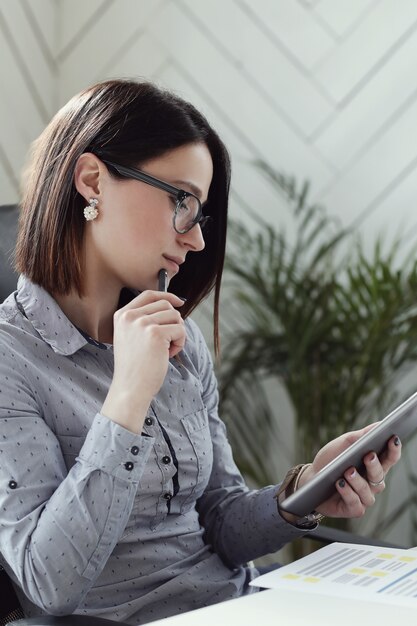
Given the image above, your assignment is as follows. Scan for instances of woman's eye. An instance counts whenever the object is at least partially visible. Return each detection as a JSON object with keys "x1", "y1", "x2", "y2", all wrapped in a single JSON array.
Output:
[{"x1": 178, "y1": 202, "x2": 191, "y2": 214}]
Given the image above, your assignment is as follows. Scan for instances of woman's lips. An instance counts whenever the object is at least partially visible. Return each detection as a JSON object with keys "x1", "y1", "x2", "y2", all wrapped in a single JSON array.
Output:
[{"x1": 163, "y1": 256, "x2": 183, "y2": 273}]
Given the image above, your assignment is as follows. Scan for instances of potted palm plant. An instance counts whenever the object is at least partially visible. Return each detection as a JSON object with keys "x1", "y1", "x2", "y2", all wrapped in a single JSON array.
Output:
[{"x1": 217, "y1": 162, "x2": 417, "y2": 553}]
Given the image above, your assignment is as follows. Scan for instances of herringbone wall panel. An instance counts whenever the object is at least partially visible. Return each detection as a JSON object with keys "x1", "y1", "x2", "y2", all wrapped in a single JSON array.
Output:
[
  {"x1": 0, "y1": 0, "x2": 56, "y2": 202},
  {"x1": 2, "y1": 0, "x2": 417, "y2": 247}
]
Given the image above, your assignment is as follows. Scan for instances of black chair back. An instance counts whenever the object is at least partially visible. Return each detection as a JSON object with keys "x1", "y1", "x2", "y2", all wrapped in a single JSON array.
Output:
[
  {"x1": 0, "y1": 204, "x2": 19, "y2": 302},
  {"x1": 0, "y1": 565, "x2": 24, "y2": 626},
  {"x1": 0, "y1": 205, "x2": 23, "y2": 622}
]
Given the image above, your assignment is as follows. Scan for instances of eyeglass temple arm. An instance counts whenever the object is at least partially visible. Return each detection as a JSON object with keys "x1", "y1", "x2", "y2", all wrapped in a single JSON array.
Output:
[{"x1": 102, "y1": 160, "x2": 182, "y2": 197}]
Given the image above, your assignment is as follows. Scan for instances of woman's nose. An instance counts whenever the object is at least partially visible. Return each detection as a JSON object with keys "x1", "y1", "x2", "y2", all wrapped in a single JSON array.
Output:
[{"x1": 180, "y1": 223, "x2": 205, "y2": 252}]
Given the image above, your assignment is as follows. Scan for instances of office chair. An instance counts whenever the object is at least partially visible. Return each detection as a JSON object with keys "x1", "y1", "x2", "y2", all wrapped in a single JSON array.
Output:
[
  {"x1": 0, "y1": 204, "x2": 18, "y2": 303},
  {"x1": 0, "y1": 563, "x2": 127, "y2": 626},
  {"x1": 0, "y1": 564, "x2": 24, "y2": 626}
]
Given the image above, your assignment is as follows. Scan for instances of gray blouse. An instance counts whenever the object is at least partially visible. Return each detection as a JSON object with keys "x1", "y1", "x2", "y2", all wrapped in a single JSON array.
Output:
[{"x1": 0, "y1": 275, "x2": 303, "y2": 624}]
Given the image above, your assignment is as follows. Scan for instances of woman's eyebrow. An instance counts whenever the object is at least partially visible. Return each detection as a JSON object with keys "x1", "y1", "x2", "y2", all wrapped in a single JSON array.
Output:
[{"x1": 172, "y1": 179, "x2": 203, "y2": 199}]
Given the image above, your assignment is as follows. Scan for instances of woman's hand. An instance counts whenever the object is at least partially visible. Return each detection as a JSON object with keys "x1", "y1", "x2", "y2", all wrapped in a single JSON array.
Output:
[
  {"x1": 298, "y1": 425, "x2": 402, "y2": 519},
  {"x1": 101, "y1": 290, "x2": 186, "y2": 433}
]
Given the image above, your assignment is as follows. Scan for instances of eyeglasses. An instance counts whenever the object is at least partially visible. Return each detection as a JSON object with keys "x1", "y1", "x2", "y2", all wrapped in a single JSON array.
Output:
[{"x1": 101, "y1": 159, "x2": 210, "y2": 235}]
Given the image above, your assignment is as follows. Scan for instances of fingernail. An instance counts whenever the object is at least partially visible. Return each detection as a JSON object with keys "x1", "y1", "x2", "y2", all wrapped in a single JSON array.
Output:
[
  {"x1": 370, "y1": 453, "x2": 376, "y2": 462},
  {"x1": 394, "y1": 436, "x2": 401, "y2": 446},
  {"x1": 178, "y1": 297, "x2": 187, "y2": 302},
  {"x1": 338, "y1": 479, "x2": 345, "y2": 488},
  {"x1": 349, "y1": 469, "x2": 356, "y2": 478}
]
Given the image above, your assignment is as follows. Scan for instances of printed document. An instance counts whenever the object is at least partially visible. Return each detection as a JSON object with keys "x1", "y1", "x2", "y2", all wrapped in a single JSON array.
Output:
[{"x1": 251, "y1": 542, "x2": 417, "y2": 607}]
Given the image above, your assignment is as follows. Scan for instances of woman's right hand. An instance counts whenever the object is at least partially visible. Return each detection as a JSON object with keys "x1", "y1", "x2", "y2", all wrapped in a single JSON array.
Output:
[{"x1": 101, "y1": 291, "x2": 186, "y2": 433}]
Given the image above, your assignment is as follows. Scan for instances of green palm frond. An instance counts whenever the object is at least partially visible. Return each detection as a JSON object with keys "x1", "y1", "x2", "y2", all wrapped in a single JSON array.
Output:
[{"x1": 218, "y1": 163, "x2": 417, "y2": 544}]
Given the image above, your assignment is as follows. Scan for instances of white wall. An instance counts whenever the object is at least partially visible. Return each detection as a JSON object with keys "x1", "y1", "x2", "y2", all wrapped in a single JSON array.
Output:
[
  {"x1": 0, "y1": 0, "x2": 56, "y2": 204},
  {"x1": 3, "y1": 0, "x2": 417, "y2": 246}
]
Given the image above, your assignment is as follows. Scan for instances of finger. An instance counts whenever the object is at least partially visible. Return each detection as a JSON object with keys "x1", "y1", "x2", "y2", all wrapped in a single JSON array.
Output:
[
  {"x1": 363, "y1": 453, "x2": 386, "y2": 493},
  {"x1": 378, "y1": 435, "x2": 402, "y2": 475},
  {"x1": 115, "y1": 300, "x2": 184, "y2": 327},
  {"x1": 357, "y1": 421, "x2": 380, "y2": 435},
  {"x1": 115, "y1": 301, "x2": 175, "y2": 325},
  {"x1": 344, "y1": 466, "x2": 376, "y2": 506},
  {"x1": 325, "y1": 421, "x2": 380, "y2": 453},
  {"x1": 335, "y1": 478, "x2": 366, "y2": 518},
  {"x1": 136, "y1": 309, "x2": 184, "y2": 328},
  {"x1": 154, "y1": 323, "x2": 186, "y2": 358},
  {"x1": 124, "y1": 290, "x2": 185, "y2": 310},
  {"x1": 168, "y1": 336, "x2": 186, "y2": 359},
  {"x1": 131, "y1": 300, "x2": 176, "y2": 317},
  {"x1": 342, "y1": 422, "x2": 380, "y2": 446}
]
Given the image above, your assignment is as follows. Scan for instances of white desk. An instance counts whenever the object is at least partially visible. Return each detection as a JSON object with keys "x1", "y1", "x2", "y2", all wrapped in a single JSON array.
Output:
[{"x1": 148, "y1": 588, "x2": 416, "y2": 626}]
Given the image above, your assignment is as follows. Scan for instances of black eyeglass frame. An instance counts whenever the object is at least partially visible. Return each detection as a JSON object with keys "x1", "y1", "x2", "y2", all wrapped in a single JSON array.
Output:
[{"x1": 101, "y1": 159, "x2": 209, "y2": 234}]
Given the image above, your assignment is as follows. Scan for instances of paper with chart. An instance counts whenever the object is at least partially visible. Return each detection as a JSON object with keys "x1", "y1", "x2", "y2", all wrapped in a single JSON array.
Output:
[{"x1": 250, "y1": 543, "x2": 417, "y2": 607}]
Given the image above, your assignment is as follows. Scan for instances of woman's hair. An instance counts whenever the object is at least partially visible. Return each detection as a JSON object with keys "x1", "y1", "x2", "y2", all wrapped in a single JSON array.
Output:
[{"x1": 15, "y1": 79, "x2": 231, "y2": 354}]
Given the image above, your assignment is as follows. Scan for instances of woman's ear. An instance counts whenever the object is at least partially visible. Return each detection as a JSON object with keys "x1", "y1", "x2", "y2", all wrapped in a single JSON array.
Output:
[{"x1": 74, "y1": 153, "x2": 104, "y2": 202}]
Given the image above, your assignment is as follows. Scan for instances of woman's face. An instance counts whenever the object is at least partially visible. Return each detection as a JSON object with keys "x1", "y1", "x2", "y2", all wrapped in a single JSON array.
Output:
[{"x1": 82, "y1": 142, "x2": 213, "y2": 293}]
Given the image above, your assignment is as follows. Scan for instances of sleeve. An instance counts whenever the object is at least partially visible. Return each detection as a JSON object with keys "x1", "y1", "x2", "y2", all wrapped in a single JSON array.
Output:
[
  {"x1": 0, "y1": 338, "x2": 154, "y2": 615},
  {"x1": 189, "y1": 321, "x2": 306, "y2": 567}
]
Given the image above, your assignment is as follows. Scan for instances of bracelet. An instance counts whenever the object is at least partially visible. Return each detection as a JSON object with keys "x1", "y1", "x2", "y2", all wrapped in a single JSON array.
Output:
[
  {"x1": 275, "y1": 464, "x2": 305, "y2": 500},
  {"x1": 275, "y1": 464, "x2": 325, "y2": 530},
  {"x1": 293, "y1": 462, "x2": 312, "y2": 492}
]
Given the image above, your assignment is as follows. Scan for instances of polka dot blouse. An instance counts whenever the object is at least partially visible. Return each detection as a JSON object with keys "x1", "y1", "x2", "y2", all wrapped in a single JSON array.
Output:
[{"x1": 0, "y1": 276, "x2": 303, "y2": 624}]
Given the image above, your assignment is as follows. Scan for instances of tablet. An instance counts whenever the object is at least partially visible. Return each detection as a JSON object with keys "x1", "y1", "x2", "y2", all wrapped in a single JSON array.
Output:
[{"x1": 280, "y1": 390, "x2": 417, "y2": 517}]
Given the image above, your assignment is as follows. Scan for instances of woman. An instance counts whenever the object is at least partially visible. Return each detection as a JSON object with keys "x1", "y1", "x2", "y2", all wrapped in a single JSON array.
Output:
[{"x1": 0, "y1": 80, "x2": 401, "y2": 624}]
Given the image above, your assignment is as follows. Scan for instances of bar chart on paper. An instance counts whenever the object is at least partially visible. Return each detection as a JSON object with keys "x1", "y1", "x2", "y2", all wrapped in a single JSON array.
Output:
[{"x1": 251, "y1": 543, "x2": 417, "y2": 607}]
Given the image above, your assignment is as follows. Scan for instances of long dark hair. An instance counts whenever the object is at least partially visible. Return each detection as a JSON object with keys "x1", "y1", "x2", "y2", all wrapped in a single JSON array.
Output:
[{"x1": 15, "y1": 79, "x2": 231, "y2": 354}]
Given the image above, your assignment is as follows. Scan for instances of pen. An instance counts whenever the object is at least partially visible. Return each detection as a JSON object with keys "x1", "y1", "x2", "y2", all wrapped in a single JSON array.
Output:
[
  {"x1": 158, "y1": 268, "x2": 168, "y2": 292},
  {"x1": 158, "y1": 267, "x2": 184, "y2": 363}
]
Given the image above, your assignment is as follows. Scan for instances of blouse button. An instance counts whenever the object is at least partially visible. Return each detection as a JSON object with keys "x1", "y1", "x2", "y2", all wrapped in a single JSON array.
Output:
[
  {"x1": 124, "y1": 462, "x2": 134, "y2": 471},
  {"x1": 8, "y1": 480, "x2": 17, "y2": 490},
  {"x1": 162, "y1": 456, "x2": 171, "y2": 465},
  {"x1": 163, "y1": 493, "x2": 172, "y2": 500},
  {"x1": 130, "y1": 446, "x2": 139, "y2": 456},
  {"x1": 145, "y1": 417, "x2": 153, "y2": 426}
]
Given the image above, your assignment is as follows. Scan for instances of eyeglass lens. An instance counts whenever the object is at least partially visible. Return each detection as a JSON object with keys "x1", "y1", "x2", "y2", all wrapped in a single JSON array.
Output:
[{"x1": 175, "y1": 196, "x2": 201, "y2": 233}]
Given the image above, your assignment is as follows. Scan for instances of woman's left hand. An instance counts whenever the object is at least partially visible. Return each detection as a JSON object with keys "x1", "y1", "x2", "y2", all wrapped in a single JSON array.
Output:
[{"x1": 298, "y1": 425, "x2": 402, "y2": 519}]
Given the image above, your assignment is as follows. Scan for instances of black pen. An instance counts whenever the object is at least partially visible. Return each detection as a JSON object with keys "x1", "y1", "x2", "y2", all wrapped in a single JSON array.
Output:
[{"x1": 158, "y1": 268, "x2": 168, "y2": 292}]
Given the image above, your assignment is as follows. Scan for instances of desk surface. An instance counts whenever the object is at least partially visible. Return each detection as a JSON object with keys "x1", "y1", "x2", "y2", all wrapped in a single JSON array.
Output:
[{"x1": 148, "y1": 587, "x2": 416, "y2": 626}]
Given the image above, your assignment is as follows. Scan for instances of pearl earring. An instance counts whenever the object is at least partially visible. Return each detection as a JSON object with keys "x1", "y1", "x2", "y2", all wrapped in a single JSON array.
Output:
[{"x1": 83, "y1": 198, "x2": 99, "y2": 221}]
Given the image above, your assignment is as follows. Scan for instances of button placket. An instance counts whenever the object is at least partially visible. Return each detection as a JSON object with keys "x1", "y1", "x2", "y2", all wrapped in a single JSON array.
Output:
[
  {"x1": 146, "y1": 412, "x2": 177, "y2": 522},
  {"x1": 157, "y1": 462, "x2": 175, "y2": 515}
]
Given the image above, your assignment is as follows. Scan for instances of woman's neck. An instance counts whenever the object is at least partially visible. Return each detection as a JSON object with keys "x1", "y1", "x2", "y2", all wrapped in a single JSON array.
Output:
[{"x1": 54, "y1": 279, "x2": 121, "y2": 344}]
